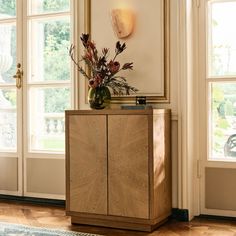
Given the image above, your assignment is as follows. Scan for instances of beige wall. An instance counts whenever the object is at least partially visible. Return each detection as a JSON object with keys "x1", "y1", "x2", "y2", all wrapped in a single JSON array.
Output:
[
  {"x1": 90, "y1": 0, "x2": 164, "y2": 96},
  {"x1": 77, "y1": 0, "x2": 180, "y2": 208}
]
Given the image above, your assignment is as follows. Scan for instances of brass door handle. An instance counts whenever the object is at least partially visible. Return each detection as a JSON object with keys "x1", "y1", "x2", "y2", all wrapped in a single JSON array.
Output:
[{"x1": 13, "y1": 63, "x2": 23, "y2": 89}]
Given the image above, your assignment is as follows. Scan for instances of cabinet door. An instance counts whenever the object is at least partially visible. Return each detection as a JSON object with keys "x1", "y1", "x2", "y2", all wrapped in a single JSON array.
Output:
[
  {"x1": 108, "y1": 115, "x2": 149, "y2": 219},
  {"x1": 68, "y1": 115, "x2": 107, "y2": 215}
]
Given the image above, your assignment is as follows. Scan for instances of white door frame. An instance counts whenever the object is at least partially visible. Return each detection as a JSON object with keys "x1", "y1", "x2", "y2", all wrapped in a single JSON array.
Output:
[
  {"x1": 196, "y1": 0, "x2": 236, "y2": 217},
  {"x1": 22, "y1": 0, "x2": 76, "y2": 199},
  {"x1": 0, "y1": 0, "x2": 24, "y2": 197},
  {"x1": 0, "y1": 0, "x2": 77, "y2": 199}
]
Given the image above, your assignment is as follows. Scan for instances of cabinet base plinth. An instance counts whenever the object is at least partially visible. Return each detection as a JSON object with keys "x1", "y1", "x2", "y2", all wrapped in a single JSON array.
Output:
[{"x1": 70, "y1": 215, "x2": 169, "y2": 232}]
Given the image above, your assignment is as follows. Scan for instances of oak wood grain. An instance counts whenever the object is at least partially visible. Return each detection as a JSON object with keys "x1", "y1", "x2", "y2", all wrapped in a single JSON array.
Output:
[
  {"x1": 68, "y1": 115, "x2": 107, "y2": 215},
  {"x1": 108, "y1": 115, "x2": 149, "y2": 219},
  {"x1": 152, "y1": 111, "x2": 172, "y2": 219},
  {"x1": 71, "y1": 216, "x2": 154, "y2": 232},
  {"x1": 66, "y1": 109, "x2": 171, "y2": 231}
]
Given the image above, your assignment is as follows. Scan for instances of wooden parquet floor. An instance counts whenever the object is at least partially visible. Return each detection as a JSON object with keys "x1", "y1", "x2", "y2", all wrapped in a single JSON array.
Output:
[{"x1": 0, "y1": 201, "x2": 236, "y2": 235}]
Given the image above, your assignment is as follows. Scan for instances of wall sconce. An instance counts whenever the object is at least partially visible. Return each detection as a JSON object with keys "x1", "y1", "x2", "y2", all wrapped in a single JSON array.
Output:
[{"x1": 111, "y1": 9, "x2": 135, "y2": 39}]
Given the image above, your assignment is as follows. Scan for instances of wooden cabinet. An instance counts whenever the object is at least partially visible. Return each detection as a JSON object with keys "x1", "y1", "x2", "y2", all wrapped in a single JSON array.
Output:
[{"x1": 66, "y1": 109, "x2": 171, "y2": 232}]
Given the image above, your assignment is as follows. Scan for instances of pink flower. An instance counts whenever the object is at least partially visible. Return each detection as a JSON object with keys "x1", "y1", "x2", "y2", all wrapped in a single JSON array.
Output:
[
  {"x1": 95, "y1": 74, "x2": 103, "y2": 84},
  {"x1": 89, "y1": 79, "x2": 98, "y2": 88},
  {"x1": 84, "y1": 51, "x2": 93, "y2": 61},
  {"x1": 108, "y1": 61, "x2": 120, "y2": 73}
]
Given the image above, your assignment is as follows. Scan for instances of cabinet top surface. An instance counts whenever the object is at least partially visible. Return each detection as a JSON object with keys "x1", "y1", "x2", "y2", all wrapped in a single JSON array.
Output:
[{"x1": 65, "y1": 109, "x2": 170, "y2": 116}]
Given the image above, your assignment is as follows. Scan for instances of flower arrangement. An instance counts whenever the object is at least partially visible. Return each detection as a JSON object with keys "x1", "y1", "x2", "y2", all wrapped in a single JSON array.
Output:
[{"x1": 69, "y1": 33, "x2": 138, "y2": 95}]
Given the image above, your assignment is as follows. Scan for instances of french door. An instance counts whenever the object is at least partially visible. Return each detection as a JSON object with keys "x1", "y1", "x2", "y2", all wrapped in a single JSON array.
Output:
[
  {"x1": 0, "y1": 0, "x2": 74, "y2": 199},
  {"x1": 199, "y1": 0, "x2": 236, "y2": 216}
]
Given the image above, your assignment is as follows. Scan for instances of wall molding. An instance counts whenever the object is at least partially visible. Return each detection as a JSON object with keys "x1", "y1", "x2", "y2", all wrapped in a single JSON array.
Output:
[
  {"x1": 83, "y1": 0, "x2": 170, "y2": 104},
  {"x1": 177, "y1": 0, "x2": 199, "y2": 220},
  {"x1": 171, "y1": 113, "x2": 178, "y2": 121},
  {"x1": 177, "y1": 0, "x2": 201, "y2": 220}
]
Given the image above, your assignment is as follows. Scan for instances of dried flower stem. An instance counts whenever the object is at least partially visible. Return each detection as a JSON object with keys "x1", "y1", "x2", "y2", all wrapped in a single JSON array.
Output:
[{"x1": 69, "y1": 45, "x2": 91, "y2": 80}]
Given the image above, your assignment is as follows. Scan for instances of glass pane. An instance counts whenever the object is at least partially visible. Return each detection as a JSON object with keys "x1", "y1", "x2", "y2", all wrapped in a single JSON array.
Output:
[
  {"x1": 29, "y1": 87, "x2": 70, "y2": 152},
  {"x1": 0, "y1": 0, "x2": 16, "y2": 19},
  {"x1": 0, "y1": 23, "x2": 16, "y2": 84},
  {"x1": 0, "y1": 88, "x2": 16, "y2": 151},
  {"x1": 28, "y1": 17, "x2": 70, "y2": 82},
  {"x1": 209, "y1": 1, "x2": 236, "y2": 77},
  {"x1": 29, "y1": 0, "x2": 70, "y2": 15},
  {"x1": 210, "y1": 82, "x2": 236, "y2": 159}
]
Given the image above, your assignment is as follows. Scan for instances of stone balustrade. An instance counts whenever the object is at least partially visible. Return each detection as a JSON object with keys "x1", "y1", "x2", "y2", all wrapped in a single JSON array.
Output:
[{"x1": 44, "y1": 113, "x2": 65, "y2": 135}]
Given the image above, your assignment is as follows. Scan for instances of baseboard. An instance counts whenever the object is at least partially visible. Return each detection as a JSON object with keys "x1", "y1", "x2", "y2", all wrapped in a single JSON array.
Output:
[
  {"x1": 171, "y1": 208, "x2": 189, "y2": 221},
  {"x1": 0, "y1": 194, "x2": 65, "y2": 207},
  {"x1": 199, "y1": 214, "x2": 236, "y2": 221}
]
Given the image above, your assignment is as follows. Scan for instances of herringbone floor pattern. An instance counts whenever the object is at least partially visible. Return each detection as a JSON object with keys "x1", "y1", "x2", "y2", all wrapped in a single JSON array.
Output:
[{"x1": 0, "y1": 201, "x2": 236, "y2": 235}]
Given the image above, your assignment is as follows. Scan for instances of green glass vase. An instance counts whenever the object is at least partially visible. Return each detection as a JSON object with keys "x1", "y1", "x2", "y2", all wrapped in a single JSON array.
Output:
[{"x1": 88, "y1": 86, "x2": 111, "y2": 109}]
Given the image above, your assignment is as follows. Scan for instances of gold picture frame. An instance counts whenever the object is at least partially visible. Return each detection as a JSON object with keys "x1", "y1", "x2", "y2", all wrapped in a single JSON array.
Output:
[{"x1": 83, "y1": 0, "x2": 170, "y2": 104}]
